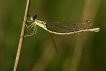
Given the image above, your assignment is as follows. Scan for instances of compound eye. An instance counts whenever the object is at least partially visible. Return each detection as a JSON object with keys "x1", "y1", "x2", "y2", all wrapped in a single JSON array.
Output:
[
  {"x1": 86, "y1": 20, "x2": 90, "y2": 22},
  {"x1": 33, "y1": 14, "x2": 37, "y2": 20}
]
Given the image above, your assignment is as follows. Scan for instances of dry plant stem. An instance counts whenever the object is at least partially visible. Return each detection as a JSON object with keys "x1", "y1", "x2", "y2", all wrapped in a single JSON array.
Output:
[{"x1": 13, "y1": 0, "x2": 31, "y2": 71}]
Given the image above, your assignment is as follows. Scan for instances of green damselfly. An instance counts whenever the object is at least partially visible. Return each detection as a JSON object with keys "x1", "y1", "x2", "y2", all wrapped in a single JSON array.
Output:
[{"x1": 25, "y1": 14, "x2": 100, "y2": 53}]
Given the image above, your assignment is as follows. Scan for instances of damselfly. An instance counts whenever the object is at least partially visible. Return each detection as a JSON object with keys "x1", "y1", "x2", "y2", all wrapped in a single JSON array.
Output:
[{"x1": 25, "y1": 14, "x2": 100, "y2": 53}]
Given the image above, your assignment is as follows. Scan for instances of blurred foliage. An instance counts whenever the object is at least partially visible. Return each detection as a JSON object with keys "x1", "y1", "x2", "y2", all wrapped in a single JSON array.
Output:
[{"x1": 0, "y1": 0, "x2": 105, "y2": 71}]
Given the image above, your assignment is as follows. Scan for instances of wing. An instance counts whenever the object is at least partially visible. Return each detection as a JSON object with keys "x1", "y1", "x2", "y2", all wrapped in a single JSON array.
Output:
[{"x1": 46, "y1": 20, "x2": 92, "y2": 33}]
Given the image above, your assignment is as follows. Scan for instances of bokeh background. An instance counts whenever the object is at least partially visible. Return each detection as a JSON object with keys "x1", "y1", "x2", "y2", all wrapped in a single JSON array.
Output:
[{"x1": 0, "y1": 0, "x2": 105, "y2": 71}]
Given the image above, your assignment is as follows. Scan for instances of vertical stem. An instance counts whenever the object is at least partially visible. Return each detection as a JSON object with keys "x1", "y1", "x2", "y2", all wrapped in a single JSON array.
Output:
[{"x1": 13, "y1": 0, "x2": 31, "y2": 71}]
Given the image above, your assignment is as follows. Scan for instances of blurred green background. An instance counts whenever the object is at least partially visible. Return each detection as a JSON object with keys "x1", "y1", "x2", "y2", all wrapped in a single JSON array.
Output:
[{"x1": 0, "y1": 0, "x2": 105, "y2": 71}]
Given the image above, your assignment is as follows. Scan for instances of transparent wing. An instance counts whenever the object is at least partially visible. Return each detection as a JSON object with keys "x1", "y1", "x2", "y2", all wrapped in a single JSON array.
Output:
[{"x1": 46, "y1": 20, "x2": 92, "y2": 33}]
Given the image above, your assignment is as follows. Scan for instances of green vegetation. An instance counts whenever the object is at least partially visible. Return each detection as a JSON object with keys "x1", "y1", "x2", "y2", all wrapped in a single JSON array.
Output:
[{"x1": 0, "y1": 0, "x2": 105, "y2": 71}]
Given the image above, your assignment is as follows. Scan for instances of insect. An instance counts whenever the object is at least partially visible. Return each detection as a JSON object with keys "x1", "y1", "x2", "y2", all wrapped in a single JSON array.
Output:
[{"x1": 25, "y1": 14, "x2": 100, "y2": 53}]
